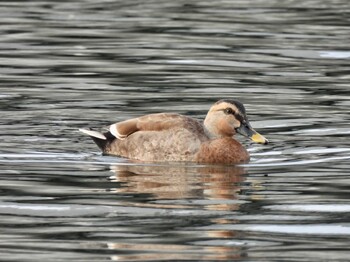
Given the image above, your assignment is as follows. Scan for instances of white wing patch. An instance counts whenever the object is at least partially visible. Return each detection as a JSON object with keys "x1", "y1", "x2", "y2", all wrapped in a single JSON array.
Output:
[{"x1": 109, "y1": 124, "x2": 127, "y2": 140}]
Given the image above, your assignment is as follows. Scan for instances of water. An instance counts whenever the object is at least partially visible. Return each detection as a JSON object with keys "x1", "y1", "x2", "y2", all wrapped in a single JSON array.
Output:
[{"x1": 1, "y1": 0, "x2": 350, "y2": 261}]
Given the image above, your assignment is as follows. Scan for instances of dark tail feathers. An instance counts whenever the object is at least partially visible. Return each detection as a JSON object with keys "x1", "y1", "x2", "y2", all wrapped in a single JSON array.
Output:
[{"x1": 79, "y1": 129, "x2": 115, "y2": 152}]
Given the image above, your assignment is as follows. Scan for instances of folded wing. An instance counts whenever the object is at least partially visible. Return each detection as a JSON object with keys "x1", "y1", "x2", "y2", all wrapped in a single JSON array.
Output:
[{"x1": 109, "y1": 113, "x2": 188, "y2": 140}]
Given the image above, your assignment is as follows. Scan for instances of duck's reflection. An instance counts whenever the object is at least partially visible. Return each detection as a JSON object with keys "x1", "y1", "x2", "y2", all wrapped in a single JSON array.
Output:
[
  {"x1": 109, "y1": 164, "x2": 245, "y2": 210},
  {"x1": 106, "y1": 164, "x2": 248, "y2": 261}
]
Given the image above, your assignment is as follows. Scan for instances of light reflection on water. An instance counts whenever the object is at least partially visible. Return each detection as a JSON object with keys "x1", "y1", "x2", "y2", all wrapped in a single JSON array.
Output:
[{"x1": 1, "y1": 0, "x2": 350, "y2": 261}]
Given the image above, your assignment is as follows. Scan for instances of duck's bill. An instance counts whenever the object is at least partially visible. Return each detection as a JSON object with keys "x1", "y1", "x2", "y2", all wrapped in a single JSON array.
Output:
[
  {"x1": 251, "y1": 132, "x2": 269, "y2": 144},
  {"x1": 236, "y1": 124, "x2": 269, "y2": 145}
]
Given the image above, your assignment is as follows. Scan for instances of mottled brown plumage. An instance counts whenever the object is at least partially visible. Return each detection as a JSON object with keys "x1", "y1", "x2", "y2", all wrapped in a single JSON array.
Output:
[{"x1": 80, "y1": 99, "x2": 268, "y2": 164}]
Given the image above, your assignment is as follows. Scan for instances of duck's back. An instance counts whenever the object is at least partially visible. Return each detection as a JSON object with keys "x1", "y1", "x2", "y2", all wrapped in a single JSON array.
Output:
[{"x1": 104, "y1": 113, "x2": 209, "y2": 162}]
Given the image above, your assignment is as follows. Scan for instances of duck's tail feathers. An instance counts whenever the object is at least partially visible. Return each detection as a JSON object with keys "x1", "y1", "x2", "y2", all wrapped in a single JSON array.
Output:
[
  {"x1": 79, "y1": 128, "x2": 107, "y2": 140},
  {"x1": 79, "y1": 128, "x2": 111, "y2": 151}
]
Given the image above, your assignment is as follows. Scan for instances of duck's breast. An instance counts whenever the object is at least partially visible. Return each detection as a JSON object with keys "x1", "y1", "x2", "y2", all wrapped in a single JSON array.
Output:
[{"x1": 196, "y1": 137, "x2": 250, "y2": 164}]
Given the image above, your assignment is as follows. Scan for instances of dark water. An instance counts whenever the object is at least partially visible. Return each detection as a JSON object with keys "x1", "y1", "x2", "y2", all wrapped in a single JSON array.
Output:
[{"x1": 1, "y1": 0, "x2": 350, "y2": 261}]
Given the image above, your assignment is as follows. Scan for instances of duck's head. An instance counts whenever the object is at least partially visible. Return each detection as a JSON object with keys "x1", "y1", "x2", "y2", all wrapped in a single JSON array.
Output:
[{"x1": 204, "y1": 99, "x2": 268, "y2": 144}]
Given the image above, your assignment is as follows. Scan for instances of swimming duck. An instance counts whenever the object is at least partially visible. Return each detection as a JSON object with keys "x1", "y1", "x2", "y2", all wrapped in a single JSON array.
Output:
[{"x1": 79, "y1": 99, "x2": 268, "y2": 164}]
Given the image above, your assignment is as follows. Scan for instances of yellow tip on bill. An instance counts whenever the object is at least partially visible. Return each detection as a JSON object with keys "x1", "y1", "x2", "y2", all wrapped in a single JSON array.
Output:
[{"x1": 251, "y1": 133, "x2": 269, "y2": 144}]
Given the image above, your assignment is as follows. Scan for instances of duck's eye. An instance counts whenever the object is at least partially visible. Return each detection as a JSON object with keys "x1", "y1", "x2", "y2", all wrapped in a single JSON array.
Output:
[{"x1": 224, "y1": 108, "x2": 234, "y2": 115}]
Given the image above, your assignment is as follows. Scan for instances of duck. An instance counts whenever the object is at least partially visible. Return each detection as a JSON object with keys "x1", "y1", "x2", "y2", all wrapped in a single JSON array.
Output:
[{"x1": 79, "y1": 99, "x2": 268, "y2": 164}]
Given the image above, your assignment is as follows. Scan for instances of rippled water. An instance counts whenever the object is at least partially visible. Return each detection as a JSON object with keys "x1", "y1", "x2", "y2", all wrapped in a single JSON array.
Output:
[{"x1": 1, "y1": 0, "x2": 350, "y2": 261}]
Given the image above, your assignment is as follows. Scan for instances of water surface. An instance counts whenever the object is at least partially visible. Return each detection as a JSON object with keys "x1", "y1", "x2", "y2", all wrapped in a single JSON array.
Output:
[{"x1": 1, "y1": 0, "x2": 350, "y2": 261}]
